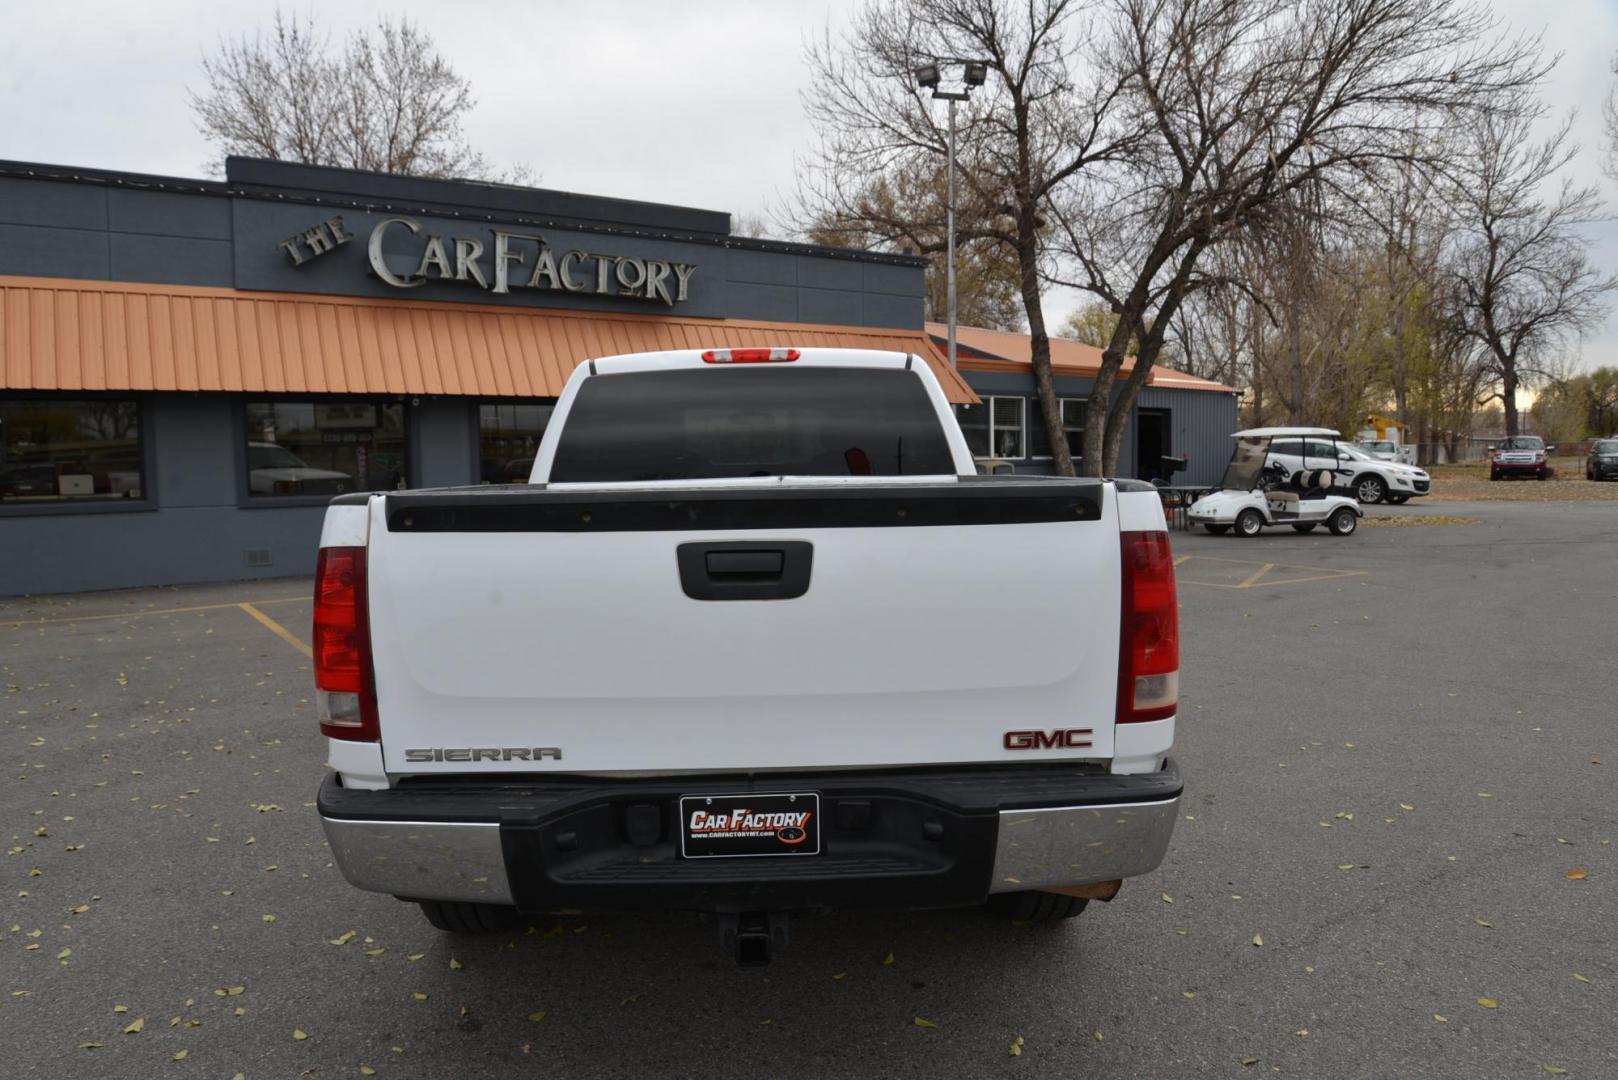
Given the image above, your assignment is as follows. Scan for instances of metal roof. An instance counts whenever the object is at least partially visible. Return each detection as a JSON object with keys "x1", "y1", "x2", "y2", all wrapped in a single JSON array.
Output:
[
  {"x1": 0, "y1": 275, "x2": 978, "y2": 403},
  {"x1": 926, "y1": 322, "x2": 1241, "y2": 394},
  {"x1": 1231, "y1": 427, "x2": 1340, "y2": 438}
]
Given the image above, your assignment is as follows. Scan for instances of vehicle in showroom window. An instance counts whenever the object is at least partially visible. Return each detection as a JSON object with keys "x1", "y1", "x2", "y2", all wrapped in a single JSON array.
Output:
[
  {"x1": 1490, "y1": 435, "x2": 1555, "y2": 481},
  {"x1": 1267, "y1": 437, "x2": 1430, "y2": 505},
  {"x1": 310, "y1": 347, "x2": 1184, "y2": 963},
  {"x1": 1187, "y1": 427, "x2": 1363, "y2": 537},
  {"x1": 1586, "y1": 438, "x2": 1618, "y2": 482}
]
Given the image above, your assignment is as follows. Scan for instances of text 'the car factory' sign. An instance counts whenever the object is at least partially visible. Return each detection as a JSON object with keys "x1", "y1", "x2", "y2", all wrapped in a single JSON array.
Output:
[{"x1": 277, "y1": 215, "x2": 697, "y2": 307}]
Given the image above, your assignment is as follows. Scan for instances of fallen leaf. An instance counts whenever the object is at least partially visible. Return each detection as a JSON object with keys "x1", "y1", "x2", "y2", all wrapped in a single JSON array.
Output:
[
  {"x1": 1475, "y1": 919, "x2": 1492, "y2": 928},
  {"x1": 1556, "y1": 837, "x2": 1571, "y2": 845},
  {"x1": 78, "y1": 1042, "x2": 104, "y2": 1049},
  {"x1": 261, "y1": 914, "x2": 275, "y2": 923},
  {"x1": 1477, "y1": 792, "x2": 1493, "y2": 798},
  {"x1": 329, "y1": 930, "x2": 357, "y2": 946},
  {"x1": 411, "y1": 992, "x2": 427, "y2": 1001},
  {"x1": 173, "y1": 1050, "x2": 188, "y2": 1061},
  {"x1": 1399, "y1": 803, "x2": 1415, "y2": 811},
  {"x1": 758, "y1": 1018, "x2": 774, "y2": 1027},
  {"x1": 913, "y1": 1017, "x2": 936, "y2": 1029},
  {"x1": 1294, "y1": 1029, "x2": 1309, "y2": 1037},
  {"x1": 1541, "y1": 1067, "x2": 1567, "y2": 1076},
  {"x1": 448, "y1": 958, "x2": 463, "y2": 970},
  {"x1": 527, "y1": 1011, "x2": 546, "y2": 1022},
  {"x1": 1476, "y1": 997, "x2": 1498, "y2": 1009},
  {"x1": 293, "y1": 1028, "x2": 309, "y2": 1040},
  {"x1": 123, "y1": 1018, "x2": 144, "y2": 1034},
  {"x1": 1092, "y1": 1030, "x2": 1103, "y2": 1042},
  {"x1": 882, "y1": 952, "x2": 895, "y2": 966},
  {"x1": 1241, "y1": 1057, "x2": 1260, "y2": 1067},
  {"x1": 1337, "y1": 864, "x2": 1355, "y2": 871},
  {"x1": 1566, "y1": 868, "x2": 1586, "y2": 880},
  {"x1": 621, "y1": 994, "x2": 641, "y2": 1006},
  {"x1": 1572, "y1": 973, "x2": 1590, "y2": 983},
  {"x1": 364, "y1": 948, "x2": 384, "y2": 957},
  {"x1": 113, "y1": 1005, "x2": 128, "y2": 1013},
  {"x1": 1160, "y1": 893, "x2": 1173, "y2": 904},
  {"x1": 406, "y1": 953, "x2": 424, "y2": 962},
  {"x1": 1433, "y1": 1014, "x2": 1448, "y2": 1023},
  {"x1": 1252, "y1": 933, "x2": 1263, "y2": 947},
  {"x1": 71, "y1": 905, "x2": 89, "y2": 914},
  {"x1": 1182, "y1": 991, "x2": 1196, "y2": 999},
  {"x1": 832, "y1": 972, "x2": 847, "y2": 982},
  {"x1": 1334, "y1": 812, "x2": 1353, "y2": 821},
  {"x1": 1010, "y1": 1036, "x2": 1024, "y2": 1057},
  {"x1": 360, "y1": 1067, "x2": 377, "y2": 1076},
  {"x1": 56, "y1": 948, "x2": 71, "y2": 960}
]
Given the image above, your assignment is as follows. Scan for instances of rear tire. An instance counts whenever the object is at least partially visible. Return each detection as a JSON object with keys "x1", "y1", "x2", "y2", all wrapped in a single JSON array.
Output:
[
  {"x1": 1203, "y1": 524, "x2": 1230, "y2": 535},
  {"x1": 417, "y1": 901, "x2": 521, "y2": 934},
  {"x1": 1235, "y1": 509, "x2": 1265, "y2": 537},
  {"x1": 1327, "y1": 508, "x2": 1358, "y2": 536},
  {"x1": 1291, "y1": 523, "x2": 1317, "y2": 533},
  {"x1": 984, "y1": 891, "x2": 1090, "y2": 922}
]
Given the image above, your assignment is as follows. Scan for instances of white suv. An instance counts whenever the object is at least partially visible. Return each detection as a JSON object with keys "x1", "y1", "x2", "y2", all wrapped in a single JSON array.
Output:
[{"x1": 1266, "y1": 437, "x2": 1430, "y2": 505}]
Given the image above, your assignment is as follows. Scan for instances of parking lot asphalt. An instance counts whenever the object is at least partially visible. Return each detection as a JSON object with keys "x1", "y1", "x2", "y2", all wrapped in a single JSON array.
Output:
[{"x1": 3, "y1": 498, "x2": 1614, "y2": 1079}]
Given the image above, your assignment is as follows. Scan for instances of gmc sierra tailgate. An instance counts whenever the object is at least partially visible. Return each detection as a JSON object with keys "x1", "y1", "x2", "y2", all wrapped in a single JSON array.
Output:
[{"x1": 363, "y1": 479, "x2": 1120, "y2": 775}]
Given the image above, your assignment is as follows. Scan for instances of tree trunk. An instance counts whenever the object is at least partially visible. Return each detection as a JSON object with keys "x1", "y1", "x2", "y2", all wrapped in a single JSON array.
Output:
[
  {"x1": 1081, "y1": 316, "x2": 1136, "y2": 478},
  {"x1": 1501, "y1": 365, "x2": 1519, "y2": 436},
  {"x1": 1287, "y1": 304, "x2": 1303, "y2": 424},
  {"x1": 1014, "y1": 223, "x2": 1072, "y2": 477}
]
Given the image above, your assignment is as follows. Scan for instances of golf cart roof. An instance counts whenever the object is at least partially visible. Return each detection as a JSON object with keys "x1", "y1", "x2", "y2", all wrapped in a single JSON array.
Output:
[{"x1": 1231, "y1": 427, "x2": 1340, "y2": 438}]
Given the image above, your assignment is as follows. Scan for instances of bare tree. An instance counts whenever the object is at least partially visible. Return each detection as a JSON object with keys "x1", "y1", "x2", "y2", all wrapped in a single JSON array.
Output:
[
  {"x1": 190, "y1": 10, "x2": 528, "y2": 181},
  {"x1": 806, "y1": 172, "x2": 1026, "y2": 330},
  {"x1": 797, "y1": 0, "x2": 1134, "y2": 475},
  {"x1": 1446, "y1": 107, "x2": 1618, "y2": 436},
  {"x1": 1605, "y1": 51, "x2": 1618, "y2": 182},
  {"x1": 1051, "y1": 0, "x2": 1543, "y2": 476}
]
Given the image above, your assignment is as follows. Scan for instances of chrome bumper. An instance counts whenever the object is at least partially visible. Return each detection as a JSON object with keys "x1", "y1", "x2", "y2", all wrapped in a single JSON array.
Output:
[
  {"x1": 987, "y1": 795, "x2": 1181, "y2": 893},
  {"x1": 321, "y1": 765, "x2": 1183, "y2": 907},
  {"x1": 323, "y1": 817, "x2": 514, "y2": 905}
]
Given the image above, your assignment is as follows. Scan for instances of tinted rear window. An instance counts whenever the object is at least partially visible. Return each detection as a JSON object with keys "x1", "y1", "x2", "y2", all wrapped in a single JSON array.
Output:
[{"x1": 548, "y1": 366, "x2": 957, "y2": 482}]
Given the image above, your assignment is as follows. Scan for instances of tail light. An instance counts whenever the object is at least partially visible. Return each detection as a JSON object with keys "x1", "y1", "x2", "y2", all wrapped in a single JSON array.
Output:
[
  {"x1": 1118, "y1": 531, "x2": 1179, "y2": 724},
  {"x1": 701, "y1": 348, "x2": 800, "y2": 363},
  {"x1": 273, "y1": 479, "x2": 301, "y2": 495},
  {"x1": 312, "y1": 546, "x2": 379, "y2": 741}
]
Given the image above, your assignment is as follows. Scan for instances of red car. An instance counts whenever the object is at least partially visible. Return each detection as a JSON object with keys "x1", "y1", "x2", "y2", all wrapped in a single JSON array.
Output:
[{"x1": 1490, "y1": 436, "x2": 1554, "y2": 481}]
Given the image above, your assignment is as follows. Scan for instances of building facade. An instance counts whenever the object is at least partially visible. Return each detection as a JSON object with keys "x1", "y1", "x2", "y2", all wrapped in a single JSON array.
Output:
[
  {"x1": 1, "y1": 157, "x2": 1235, "y2": 597},
  {"x1": 940, "y1": 324, "x2": 1239, "y2": 487}
]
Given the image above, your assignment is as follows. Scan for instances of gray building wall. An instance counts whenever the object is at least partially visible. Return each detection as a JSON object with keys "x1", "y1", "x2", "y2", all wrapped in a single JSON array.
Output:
[
  {"x1": 0, "y1": 159, "x2": 927, "y2": 329},
  {"x1": 2, "y1": 393, "x2": 483, "y2": 596},
  {"x1": 0, "y1": 158, "x2": 938, "y2": 597},
  {"x1": 958, "y1": 369, "x2": 1238, "y2": 487}
]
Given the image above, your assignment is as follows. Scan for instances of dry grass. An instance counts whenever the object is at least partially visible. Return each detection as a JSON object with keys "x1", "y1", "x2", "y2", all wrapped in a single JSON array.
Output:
[
  {"x1": 1421, "y1": 457, "x2": 1618, "y2": 502},
  {"x1": 1361, "y1": 513, "x2": 1480, "y2": 527}
]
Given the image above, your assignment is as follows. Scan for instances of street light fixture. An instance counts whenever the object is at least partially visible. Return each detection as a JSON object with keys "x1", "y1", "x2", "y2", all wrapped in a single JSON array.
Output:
[{"x1": 915, "y1": 60, "x2": 990, "y2": 370}]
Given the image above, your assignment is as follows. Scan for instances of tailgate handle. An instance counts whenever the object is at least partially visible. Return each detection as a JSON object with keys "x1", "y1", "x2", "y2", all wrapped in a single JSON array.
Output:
[
  {"x1": 706, "y1": 550, "x2": 784, "y2": 577},
  {"x1": 678, "y1": 541, "x2": 812, "y2": 601}
]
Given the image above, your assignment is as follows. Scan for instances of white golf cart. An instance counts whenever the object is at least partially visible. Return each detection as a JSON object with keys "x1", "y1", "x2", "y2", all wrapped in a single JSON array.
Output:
[{"x1": 1187, "y1": 427, "x2": 1363, "y2": 538}]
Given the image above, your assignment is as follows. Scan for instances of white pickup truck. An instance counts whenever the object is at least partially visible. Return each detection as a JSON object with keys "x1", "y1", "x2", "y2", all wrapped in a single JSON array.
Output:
[{"x1": 314, "y1": 347, "x2": 1183, "y2": 963}]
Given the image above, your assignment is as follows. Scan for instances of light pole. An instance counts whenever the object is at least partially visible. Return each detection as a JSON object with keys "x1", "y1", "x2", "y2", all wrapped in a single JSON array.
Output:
[{"x1": 915, "y1": 60, "x2": 988, "y2": 370}]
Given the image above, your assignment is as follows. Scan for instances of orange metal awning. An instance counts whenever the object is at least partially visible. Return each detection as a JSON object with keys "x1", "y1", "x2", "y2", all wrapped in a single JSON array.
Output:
[{"x1": 1, "y1": 276, "x2": 978, "y2": 404}]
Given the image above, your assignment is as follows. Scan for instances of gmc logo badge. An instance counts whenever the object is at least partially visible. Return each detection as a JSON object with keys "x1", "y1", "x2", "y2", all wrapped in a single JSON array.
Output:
[{"x1": 1004, "y1": 729, "x2": 1093, "y2": 750}]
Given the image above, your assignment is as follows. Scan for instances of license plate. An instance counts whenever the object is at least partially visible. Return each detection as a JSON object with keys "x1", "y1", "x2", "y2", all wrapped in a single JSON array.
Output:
[{"x1": 679, "y1": 792, "x2": 820, "y2": 858}]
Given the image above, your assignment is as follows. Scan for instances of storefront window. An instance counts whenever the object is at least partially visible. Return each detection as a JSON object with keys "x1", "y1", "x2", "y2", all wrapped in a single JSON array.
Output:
[
  {"x1": 0, "y1": 399, "x2": 144, "y2": 502},
  {"x1": 955, "y1": 397, "x2": 1025, "y2": 459},
  {"x1": 478, "y1": 402, "x2": 554, "y2": 483},
  {"x1": 1030, "y1": 398, "x2": 1087, "y2": 460},
  {"x1": 244, "y1": 401, "x2": 405, "y2": 497}
]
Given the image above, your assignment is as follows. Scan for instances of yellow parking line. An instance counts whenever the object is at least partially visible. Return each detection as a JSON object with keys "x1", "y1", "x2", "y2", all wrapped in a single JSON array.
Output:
[
  {"x1": 1173, "y1": 555, "x2": 1193, "y2": 566},
  {"x1": 237, "y1": 603, "x2": 313, "y2": 659},
  {"x1": 4, "y1": 595, "x2": 307, "y2": 627},
  {"x1": 1235, "y1": 562, "x2": 1276, "y2": 589}
]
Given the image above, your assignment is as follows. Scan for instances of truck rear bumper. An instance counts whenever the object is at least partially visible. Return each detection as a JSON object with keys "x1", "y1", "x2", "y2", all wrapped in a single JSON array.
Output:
[{"x1": 317, "y1": 760, "x2": 1182, "y2": 914}]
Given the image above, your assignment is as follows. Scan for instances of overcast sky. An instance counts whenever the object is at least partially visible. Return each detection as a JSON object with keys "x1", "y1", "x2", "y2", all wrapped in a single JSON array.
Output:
[{"x1": 3, "y1": 0, "x2": 1615, "y2": 370}]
